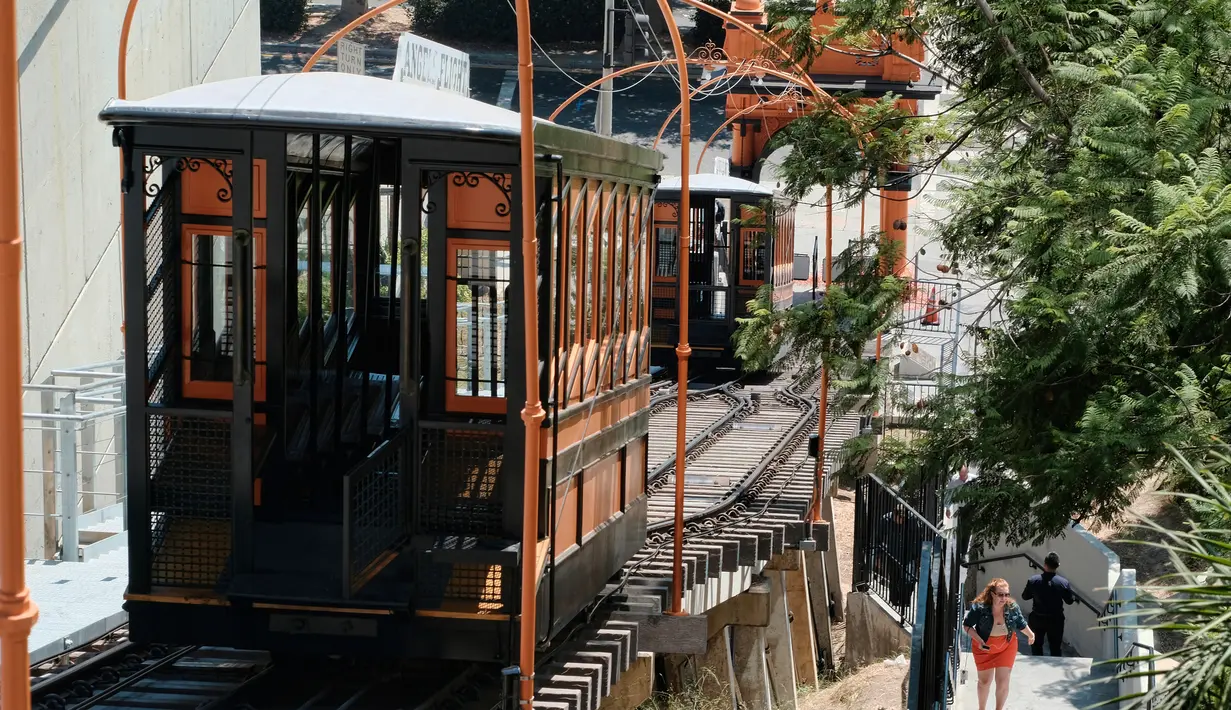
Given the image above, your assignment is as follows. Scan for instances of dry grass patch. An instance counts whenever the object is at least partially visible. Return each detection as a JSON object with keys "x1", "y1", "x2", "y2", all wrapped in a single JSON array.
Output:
[{"x1": 801, "y1": 656, "x2": 908, "y2": 710}]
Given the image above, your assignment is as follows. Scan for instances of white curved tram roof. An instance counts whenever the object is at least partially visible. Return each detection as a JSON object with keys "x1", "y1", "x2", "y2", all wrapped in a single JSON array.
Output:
[
  {"x1": 100, "y1": 72, "x2": 532, "y2": 137},
  {"x1": 656, "y1": 173, "x2": 776, "y2": 198},
  {"x1": 97, "y1": 73, "x2": 663, "y2": 173}
]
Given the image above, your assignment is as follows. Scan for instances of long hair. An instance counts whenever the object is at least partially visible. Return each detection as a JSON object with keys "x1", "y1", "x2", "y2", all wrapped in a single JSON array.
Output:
[{"x1": 972, "y1": 577, "x2": 1014, "y2": 606}]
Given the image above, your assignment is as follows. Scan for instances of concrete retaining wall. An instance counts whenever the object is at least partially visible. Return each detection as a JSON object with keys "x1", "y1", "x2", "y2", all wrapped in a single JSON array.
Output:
[{"x1": 18, "y1": 0, "x2": 261, "y2": 557}]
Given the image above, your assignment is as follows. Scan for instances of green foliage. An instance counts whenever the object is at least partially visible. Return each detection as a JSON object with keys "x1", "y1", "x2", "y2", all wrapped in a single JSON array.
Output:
[
  {"x1": 692, "y1": 0, "x2": 732, "y2": 46},
  {"x1": 734, "y1": 234, "x2": 908, "y2": 392},
  {"x1": 408, "y1": 0, "x2": 603, "y2": 44},
  {"x1": 260, "y1": 0, "x2": 310, "y2": 33},
  {"x1": 1109, "y1": 443, "x2": 1231, "y2": 709},
  {"x1": 759, "y1": 0, "x2": 1231, "y2": 545}
]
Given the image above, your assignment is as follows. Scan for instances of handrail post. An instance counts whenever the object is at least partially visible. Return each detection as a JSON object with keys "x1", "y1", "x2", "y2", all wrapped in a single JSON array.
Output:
[{"x1": 59, "y1": 393, "x2": 80, "y2": 561}]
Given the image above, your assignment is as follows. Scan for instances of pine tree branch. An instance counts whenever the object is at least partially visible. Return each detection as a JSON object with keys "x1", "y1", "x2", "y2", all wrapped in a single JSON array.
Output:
[{"x1": 971, "y1": 0, "x2": 1071, "y2": 130}]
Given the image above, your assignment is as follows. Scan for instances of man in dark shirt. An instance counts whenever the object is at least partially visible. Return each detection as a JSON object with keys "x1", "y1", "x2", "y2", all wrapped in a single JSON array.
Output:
[{"x1": 1021, "y1": 551, "x2": 1075, "y2": 656}]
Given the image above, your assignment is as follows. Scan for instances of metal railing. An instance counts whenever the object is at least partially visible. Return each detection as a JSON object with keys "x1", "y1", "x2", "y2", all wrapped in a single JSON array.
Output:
[
  {"x1": 342, "y1": 427, "x2": 411, "y2": 598},
  {"x1": 22, "y1": 359, "x2": 127, "y2": 562},
  {"x1": 853, "y1": 472, "x2": 944, "y2": 627},
  {"x1": 880, "y1": 379, "x2": 942, "y2": 433},
  {"x1": 906, "y1": 533, "x2": 963, "y2": 709}
]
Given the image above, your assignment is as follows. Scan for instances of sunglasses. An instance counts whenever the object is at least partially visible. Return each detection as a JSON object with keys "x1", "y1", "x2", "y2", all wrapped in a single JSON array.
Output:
[{"x1": 994, "y1": 592, "x2": 1010, "y2": 598}]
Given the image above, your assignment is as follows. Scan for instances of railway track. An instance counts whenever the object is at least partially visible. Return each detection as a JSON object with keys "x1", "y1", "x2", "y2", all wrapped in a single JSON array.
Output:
[
  {"x1": 600, "y1": 363, "x2": 867, "y2": 622},
  {"x1": 646, "y1": 381, "x2": 749, "y2": 477},
  {"x1": 28, "y1": 365, "x2": 865, "y2": 710},
  {"x1": 31, "y1": 641, "x2": 492, "y2": 710}
]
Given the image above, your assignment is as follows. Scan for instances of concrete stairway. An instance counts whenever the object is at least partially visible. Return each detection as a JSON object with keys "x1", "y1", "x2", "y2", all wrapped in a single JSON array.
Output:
[{"x1": 953, "y1": 652, "x2": 1119, "y2": 709}]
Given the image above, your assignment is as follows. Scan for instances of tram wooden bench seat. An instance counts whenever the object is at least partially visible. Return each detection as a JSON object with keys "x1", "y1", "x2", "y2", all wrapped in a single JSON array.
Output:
[{"x1": 284, "y1": 371, "x2": 402, "y2": 460}]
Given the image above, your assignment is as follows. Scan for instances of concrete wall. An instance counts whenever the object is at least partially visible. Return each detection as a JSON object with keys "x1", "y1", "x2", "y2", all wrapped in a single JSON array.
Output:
[
  {"x1": 19, "y1": 0, "x2": 261, "y2": 558},
  {"x1": 972, "y1": 523, "x2": 1121, "y2": 658},
  {"x1": 1111, "y1": 569, "x2": 1156, "y2": 701},
  {"x1": 844, "y1": 591, "x2": 912, "y2": 670}
]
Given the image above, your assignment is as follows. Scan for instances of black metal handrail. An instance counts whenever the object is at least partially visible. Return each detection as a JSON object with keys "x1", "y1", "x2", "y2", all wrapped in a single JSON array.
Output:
[
  {"x1": 854, "y1": 472, "x2": 946, "y2": 628},
  {"x1": 342, "y1": 427, "x2": 411, "y2": 598},
  {"x1": 962, "y1": 552, "x2": 1102, "y2": 616}
]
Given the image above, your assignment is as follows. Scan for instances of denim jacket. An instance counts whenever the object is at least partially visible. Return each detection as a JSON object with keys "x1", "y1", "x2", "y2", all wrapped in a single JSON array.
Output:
[{"x1": 963, "y1": 602, "x2": 1028, "y2": 643}]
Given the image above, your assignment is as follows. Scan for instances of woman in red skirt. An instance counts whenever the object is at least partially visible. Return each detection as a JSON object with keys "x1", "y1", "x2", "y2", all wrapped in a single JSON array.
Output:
[{"x1": 962, "y1": 577, "x2": 1035, "y2": 710}]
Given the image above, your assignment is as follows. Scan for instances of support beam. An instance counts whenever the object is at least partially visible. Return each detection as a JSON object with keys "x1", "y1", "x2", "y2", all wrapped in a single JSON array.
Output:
[
  {"x1": 764, "y1": 567, "x2": 798, "y2": 710},
  {"x1": 731, "y1": 626, "x2": 772, "y2": 710},
  {"x1": 784, "y1": 553, "x2": 819, "y2": 689},
  {"x1": 822, "y1": 494, "x2": 844, "y2": 622},
  {"x1": 804, "y1": 549, "x2": 835, "y2": 677},
  {"x1": 604, "y1": 652, "x2": 655, "y2": 710}
]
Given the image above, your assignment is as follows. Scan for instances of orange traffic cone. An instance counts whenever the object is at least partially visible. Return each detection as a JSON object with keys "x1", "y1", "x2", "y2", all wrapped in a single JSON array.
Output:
[{"x1": 921, "y1": 286, "x2": 940, "y2": 326}]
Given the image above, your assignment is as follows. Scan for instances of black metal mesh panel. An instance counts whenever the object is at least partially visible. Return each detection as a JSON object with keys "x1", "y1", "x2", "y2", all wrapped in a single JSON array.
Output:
[
  {"x1": 345, "y1": 432, "x2": 408, "y2": 587},
  {"x1": 148, "y1": 414, "x2": 232, "y2": 588},
  {"x1": 742, "y1": 231, "x2": 766, "y2": 282},
  {"x1": 655, "y1": 227, "x2": 678, "y2": 277},
  {"x1": 418, "y1": 427, "x2": 504, "y2": 536},
  {"x1": 145, "y1": 169, "x2": 179, "y2": 405},
  {"x1": 417, "y1": 561, "x2": 507, "y2": 613}
]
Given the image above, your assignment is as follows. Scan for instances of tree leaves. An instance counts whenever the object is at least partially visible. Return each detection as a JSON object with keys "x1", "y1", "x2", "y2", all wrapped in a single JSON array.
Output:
[{"x1": 760, "y1": 0, "x2": 1231, "y2": 550}]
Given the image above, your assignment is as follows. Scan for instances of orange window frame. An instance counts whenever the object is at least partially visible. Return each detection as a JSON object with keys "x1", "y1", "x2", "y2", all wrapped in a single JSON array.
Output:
[
  {"x1": 738, "y1": 227, "x2": 767, "y2": 287},
  {"x1": 445, "y1": 237, "x2": 511, "y2": 415},
  {"x1": 180, "y1": 225, "x2": 267, "y2": 402}
]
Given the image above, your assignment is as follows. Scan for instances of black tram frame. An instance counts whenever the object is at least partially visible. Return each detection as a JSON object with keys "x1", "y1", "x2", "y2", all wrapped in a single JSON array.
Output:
[{"x1": 102, "y1": 73, "x2": 662, "y2": 663}]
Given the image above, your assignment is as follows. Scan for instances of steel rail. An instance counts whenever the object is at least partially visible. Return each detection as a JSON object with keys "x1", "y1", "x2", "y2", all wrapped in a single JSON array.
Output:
[
  {"x1": 647, "y1": 383, "x2": 753, "y2": 486},
  {"x1": 645, "y1": 367, "x2": 828, "y2": 536}
]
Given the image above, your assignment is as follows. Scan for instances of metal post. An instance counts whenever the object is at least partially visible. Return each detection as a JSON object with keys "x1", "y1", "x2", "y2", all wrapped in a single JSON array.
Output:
[
  {"x1": 80, "y1": 378, "x2": 96, "y2": 514},
  {"x1": 0, "y1": 0, "x2": 39, "y2": 701},
  {"x1": 811, "y1": 235, "x2": 818, "y2": 302},
  {"x1": 40, "y1": 384, "x2": 57, "y2": 559},
  {"x1": 659, "y1": 0, "x2": 692, "y2": 618},
  {"x1": 950, "y1": 285, "x2": 962, "y2": 376},
  {"x1": 59, "y1": 393, "x2": 80, "y2": 561},
  {"x1": 596, "y1": 0, "x2": 616, "y2": 136},
  {"x1": 514, "y1": 0, "x2": 547, "y2": 705}
]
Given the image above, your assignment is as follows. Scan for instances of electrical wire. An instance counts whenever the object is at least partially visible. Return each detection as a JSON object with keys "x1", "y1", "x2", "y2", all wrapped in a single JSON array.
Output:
[
  {"x1": 627, "y1": 0, "x2": 683, "y2": 90},
  {"x1": 502, "y1": 0, "x2": 666, "y2": 94}
]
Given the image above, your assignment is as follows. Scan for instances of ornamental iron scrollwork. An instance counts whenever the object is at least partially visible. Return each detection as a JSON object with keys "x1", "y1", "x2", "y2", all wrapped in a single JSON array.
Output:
[
  {"x1": 142, "y1": 155, "x2": 234, "y2": 202},
  {"x1": 450, "y1": 172, "x2": 513, "y2": 218},
  {"x1": 689, "y1": 40, "x2": 729, "y2": 69},
  {"x1": 420, "y1": 170, "x2": 448, "y2": 214}
]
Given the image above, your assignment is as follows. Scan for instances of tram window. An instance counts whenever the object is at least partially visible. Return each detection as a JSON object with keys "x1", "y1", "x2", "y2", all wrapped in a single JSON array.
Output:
[
  {"x1": 599, "y1": 207, "x2": 611, "y2": 347},
  {"x1": 655, "y1": 227, "x2": 678, "y2": 277},
  {"x1": 181, "y1": 226, "x2": 266, "y2": 400},
  {"x1": 447, "y1": 241, "x2": 510, "y2": 413},
  {"x1": 568, "y1": 217, "x2": 579, "y2": 348}
]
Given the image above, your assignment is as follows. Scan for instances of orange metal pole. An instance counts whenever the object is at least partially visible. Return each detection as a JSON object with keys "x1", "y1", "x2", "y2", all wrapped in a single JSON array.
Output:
[
  {"x1": 116, "y1": 0, "x2": 141, "y2": 338},
  {"x1": 673, "y1": 0, "x2": 822, "y2": 99},
  {"x1": 0, "y1": 0, "x2": 38, "y2": 707},
  {"x1": 118, "y1": 0, "x2": 140, "y2": 100},
  {"x1": 809, "y1": 186, "x2": 833, "y2": 523},
  {"x1": 514, "y1": 0, "x2": 545, "y2": 705},
  {"x1": 864, "y1": 197, "x2": 881, "y2": 360},
  {"x1": 302, "y1": 0, "x2": 407, "y2": 72},
  {"x1": 659, "y1": 0, "x2": 692, "y2": 618}
]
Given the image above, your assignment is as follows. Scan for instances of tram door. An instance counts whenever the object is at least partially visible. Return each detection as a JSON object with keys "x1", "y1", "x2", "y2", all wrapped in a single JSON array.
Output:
[{"x1": 416, "y1": 170, "x2": 513, "y2": 540}]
